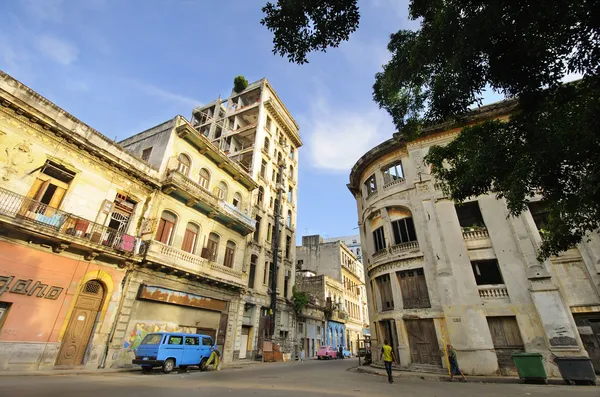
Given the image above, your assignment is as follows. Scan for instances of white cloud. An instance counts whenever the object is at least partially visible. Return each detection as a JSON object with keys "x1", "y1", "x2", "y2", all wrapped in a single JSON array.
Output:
[
  {"x1": 23, "y1": 0, "x2": 65, "y2": 23},
  {"x1": 35, "y1": 35, "x2": 78, "y2": 65},
  {"x1": 303, "y1": 95, "x2": 394, "y2": 172},
  {"x1": 127, "y1": 80, "x2": 201, "y2": 108}
]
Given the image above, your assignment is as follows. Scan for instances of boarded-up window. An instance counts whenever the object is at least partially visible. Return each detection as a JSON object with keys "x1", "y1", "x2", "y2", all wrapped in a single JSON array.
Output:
[
  {"x1": 223, "y1": 240, "x2": 236, "y2": 268},
  {"x1": 398, "y1": 268, "x2": 430, "y2": 309},
  {"x1": 487, "y1": 317, "x2": 524, "y2": 369},
  {"x1": 181, "y1": 222, "x2": 199, "y2": 253},
  {"x1": 155, "y1": 211, "x2": 177, "y2": 245},
  {"x1": 376, "y1": 274, "x2": 394, "y2": 311}
]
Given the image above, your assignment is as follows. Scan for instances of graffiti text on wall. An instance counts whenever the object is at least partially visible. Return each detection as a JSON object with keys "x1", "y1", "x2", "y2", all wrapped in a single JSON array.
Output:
[{"x1": 0, "y1": 275, "x2": 64, "y2": 300}]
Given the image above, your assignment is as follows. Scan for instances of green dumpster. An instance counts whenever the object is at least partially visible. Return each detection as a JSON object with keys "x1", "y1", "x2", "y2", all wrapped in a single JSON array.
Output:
[{"x1": 512, "y1": 353, "x2": 547, "y2": 384}]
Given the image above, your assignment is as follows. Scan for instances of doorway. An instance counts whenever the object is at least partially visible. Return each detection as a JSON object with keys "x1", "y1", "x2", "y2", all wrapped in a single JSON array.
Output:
[
  {"x1": 405, "y1": 319, "x2": 441, "y2": 366},
  {"x1": 56, "y1": 280, "x2": 105, "y2": 366},
  {"x1": 574, "y1": 314, "x2": 600, "y2": 374},
  {"x1": 487, "y1": 316, "x2": 525, "y2": 374},
  {"x1": 240, "y1": 326, "x2": 250, "y2": 359},
  {"x1": 379, "y1": 319, "x2": 400, "y2": 362}
]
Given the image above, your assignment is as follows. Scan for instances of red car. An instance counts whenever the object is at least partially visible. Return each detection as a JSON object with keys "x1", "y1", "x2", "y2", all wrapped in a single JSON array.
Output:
[{"x1": 316, "y1": 346, "x2": 338, "y2": 360}]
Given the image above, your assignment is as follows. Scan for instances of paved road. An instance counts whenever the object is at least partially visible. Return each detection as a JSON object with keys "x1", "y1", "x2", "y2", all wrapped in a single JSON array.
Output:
[{"x1": 2, "y1": 359, "x2": 598, "y2": 397}]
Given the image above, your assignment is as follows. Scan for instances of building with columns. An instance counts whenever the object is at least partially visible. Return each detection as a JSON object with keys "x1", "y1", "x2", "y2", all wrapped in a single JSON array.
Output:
[{"x1": 347, "y1": 100, "x2": 600, "y2": 376}]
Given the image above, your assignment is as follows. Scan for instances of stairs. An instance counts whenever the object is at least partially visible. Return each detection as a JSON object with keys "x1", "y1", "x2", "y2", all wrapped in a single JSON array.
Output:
[{"x1": 407, "y1": 363, "x2": 447, "y2": 375}]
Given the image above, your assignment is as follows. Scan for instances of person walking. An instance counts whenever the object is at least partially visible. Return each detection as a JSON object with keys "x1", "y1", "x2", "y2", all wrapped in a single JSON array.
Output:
[
  {"x1": 446, "y1": 344, "x2": 466, "y2": 382},
  {"x1": 205, "y1": 344, "x2": 221, "y2": 371},
  {"x1": 379, "y1": 340, "x2": 397, "y2": 383},
  {"x1": 338, "y1": 345, "x2": 344, "y2": 360}
]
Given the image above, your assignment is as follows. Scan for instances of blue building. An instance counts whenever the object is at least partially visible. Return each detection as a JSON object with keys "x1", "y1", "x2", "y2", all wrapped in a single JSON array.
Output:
[{"x1": 326, "y1": 320, "x2": 346, "y2": 348}]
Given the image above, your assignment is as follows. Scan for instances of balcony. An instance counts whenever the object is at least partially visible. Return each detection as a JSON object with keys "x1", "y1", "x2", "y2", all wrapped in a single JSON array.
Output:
[
  {"x1": 390, "y1": 241, "x2": 419, "y2": 253},
  {"x1": 478, "y1": 284, "x2": 510, "y2": 301},
  {"x1": 0, "y1": 186, "x2": 140, "y2": 258},
  {"x1": 383, "y1": 177, "x2": 406, "y2": 189},
  {"x1": 372, "y1": 248, "x2": 387, "y2": 260},
  {"x1": 162, "y1": 170, "x2": 255, "y2": 236},
  {"x1": 462, "y1": 227, "x2": 493, "y2": 251},
  {"x1": 462, "y1": 228, "x2": 490, "y2": 240},
  {"x1": 145, "y1": 240, "x2": 245, "y2": 288}
]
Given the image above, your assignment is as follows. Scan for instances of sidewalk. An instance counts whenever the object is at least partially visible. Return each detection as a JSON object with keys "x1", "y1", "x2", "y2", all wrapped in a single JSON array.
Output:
[{"x1": 354, "y1": 364, "x2": 596, "y2": 386}]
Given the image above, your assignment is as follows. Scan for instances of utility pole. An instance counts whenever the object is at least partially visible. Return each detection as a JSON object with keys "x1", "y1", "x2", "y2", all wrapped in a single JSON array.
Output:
[{"x1": 269, "y1": 161, "x2": 285, "y2": 339}]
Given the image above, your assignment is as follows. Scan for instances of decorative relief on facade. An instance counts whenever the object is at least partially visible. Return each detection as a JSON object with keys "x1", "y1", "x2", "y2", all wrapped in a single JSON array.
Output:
[
  {"x1": 0, "y1": 140, "x2": 34, "y2": 181},
  {"x1": 368, "y1": 257, "x2": 425, "y2": 278}
]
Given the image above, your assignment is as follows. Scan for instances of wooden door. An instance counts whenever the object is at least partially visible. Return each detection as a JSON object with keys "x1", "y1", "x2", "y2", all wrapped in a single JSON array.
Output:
[
  {"x1": 574, "y1": 315, "x2": 600, "y2": 374},
  {"x1": 399, "y1": 269, "x2": 431, "y2": 309},
  {"x1": 487, "y1": 317, "x2": 524, "y2": 369},
  {"x1": 405, "y1": 319, "x2": 441, "y2": 366},
  {"x1": 56, "y1": 280, "x2": 104, "y2": 366}
]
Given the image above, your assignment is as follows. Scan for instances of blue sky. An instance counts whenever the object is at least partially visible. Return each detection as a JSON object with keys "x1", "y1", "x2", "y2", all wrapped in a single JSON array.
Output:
[{"x1": 0, "y1": 0, "x2": 494, "y2": 243}]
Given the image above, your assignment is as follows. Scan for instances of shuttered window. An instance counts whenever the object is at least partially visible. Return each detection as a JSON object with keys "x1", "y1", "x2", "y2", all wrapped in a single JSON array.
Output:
[
  {"x1": 398, "y1": 268, "x2": 430, "y2": 309},
  {"x1": 223, "y1": 241, "x2": 236, "y2": 268},
  {"x1": 155, "y1": 211, "x2": 177, "y2": 245},
  {"x1": 181, "y1": 223, "x2": 199, "y2": 253}
]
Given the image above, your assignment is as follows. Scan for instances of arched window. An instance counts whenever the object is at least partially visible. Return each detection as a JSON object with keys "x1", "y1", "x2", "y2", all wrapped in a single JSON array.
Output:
[
  {"x1": 248, "y1": 254, "x2": 258, "y2": 289},
  {"x1": 287, "y1": 210, "x2": 292, "y2": 228},
  {"x1": 199, "y1": 168, "x2": 210, "y2": 189},
  {"x1": 177, "y1": 153, "x2": 191, "y2": 175},
  {"x1": 233, "y1": 192, "x2": 242, "y2": 208},
  {"x1": 263, "y1": 137, "x2": 270, "y2": 153},
  {"x1": 277, "y1": 151, "x2": 282, "y2": 164},
  {"x1": 289, "y1": 165, "x2": 294, "y2": 180},
  {"x1": 224, "y1": 240, "x2": 236, "y2": 268},
  {"x1": 155, "y1": 210, "x2": 177, "y2": 245},
  {"x1": 181, "y1": 222, "x2": 199, "y2": 253},
  {"x1": 216, "y1": 181, "x2": 228, "y2": 200},
  {"x1": 206, "y1": 232, "x2": 220, "y2": 261},
  {"x1": 257, "y1": 186, "x2": 264, "y2": 205}
]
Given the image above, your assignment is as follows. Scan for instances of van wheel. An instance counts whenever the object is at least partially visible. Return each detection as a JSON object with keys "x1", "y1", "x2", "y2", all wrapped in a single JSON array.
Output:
[
  {"x1": 163, "y1": 358, "x2": 175, "y2": 374},
  {"x1": 199, "y1": 358, "x2": 208, "y2": 371}
]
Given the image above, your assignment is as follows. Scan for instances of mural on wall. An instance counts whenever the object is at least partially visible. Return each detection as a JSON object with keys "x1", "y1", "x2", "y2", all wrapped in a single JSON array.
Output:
[
  {"x1": 137, "y1": 284, "x2": 228, "y2": 311},
  {"x1": 123, "y1": 321, "x2": 194, "y2": 351}
]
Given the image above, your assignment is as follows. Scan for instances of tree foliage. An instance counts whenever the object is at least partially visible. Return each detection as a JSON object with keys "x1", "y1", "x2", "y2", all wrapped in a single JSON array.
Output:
[
  {"x1": 262, "y1": 0, "x2": 600, "y2": 260},
  {"x1": 233, "y1": 75, "x2": 248, "y2": 93},
  {"x1": 260, "y1": 0, "x2": 360, "y2": 64},
  {"x1": 292, "y1": 286, "x2": 310, "y2": 315}
]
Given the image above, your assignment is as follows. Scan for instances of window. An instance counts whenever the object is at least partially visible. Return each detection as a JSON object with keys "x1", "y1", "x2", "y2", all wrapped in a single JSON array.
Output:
[
  {"x1": 202, "y1": 337, "x2": 213, "y2": 346},
  {"x1": 289, "y1": 148, "x2": 294, "y2": 160},
  {"x1": 141, "y1": 147, "x2": 152, "y2": 161},
  {"x1": 0, "y1": 302, "x2": 11, "y2": 331},
  {"x1": 285, "y1": 236, "x2": 291, "y2": 259},
  {"x1": 287, "y1": 187, "x2": 293, "y2": 203},
  {"x1": 289, "y1": 165, "x2": 294, "y2": 180},
  {"x1": 398, "y1": 268, "x2": 430, "y2": 309},
  {"x1": 277, "y1": 152, "x2": 283, "y2": 165},
  {"x1": 297, "y1": 259, "x2": 303, "y2": 269},
  {"x1": 248, "y1": 255, "x2": 257, "y2": 289},
  {"x1": 364, "y1": 174, "x2": 377, "y2": 195},
  {"x1": 155, "y1": 210, "x2": 177, "y2": 245},
  {"x1": 375, "y1": 274, "x2": 394, "y2": 311},
  {"x1": 372, "y1": 227, "x2": 386, "y2": 252},
  {"x1": 224, "y1": 240, "x2": 236, "y2": 268},
  {"x1": 181, "y1": 222, "x2": 199, "y2": 253},
  {"x1": 264, "y1": 137, "x2": 270, "y2": 153},
  {"x1": 471, "y1": 259, "x2": 504, "y2": 285},
  {"x1": 266, "y1": 116, "x2": 272, "y2": 131},
  {"x1": 298, "y1": 322, "x2": 304, "y2": 333},
  {"x1": 271, "y1": 169, "x2": 277, "y2": 183},
  {"x1": 528, "y1": 201, "x2": 549, "y2": 231},
  {"x1": 260, "y1": 160, "x2": 267, "y2": 179},
  {"x1": 140, "y1": 333, "x2": 162, "y2": 345},
  {"x1": 199, "y1": 168, "x2": 210, "y2": 189},
  {"x1": 168, "y1": 335, "x2": 183, "y2": 345},
  {"x1": 391, "y1": 218, "x2": 417, "y2": 245},
  {"x1": 267, "y1": 223, "x2": 272, "y2": 242},
  {"x1": 254, "y1": 216, "x2": 261, "y2": 242},
  {"x1": 455, "y1": 201, "x2": 486, "y2": 230},
  {"x1": 216, "y1": 181, "x2": 228, "y2": 200},
  {"x1": 382, "y1": 162, "x2": 404, "y2": 184},
  {"x1": 286, "y1": 210, "x2": 292, "y2": 228},
  {"x1": 177, "y1": 153, "x2": 191, "y2": 175},
  {"x1": 26, "y1": 161, "x2": 76, "y2": 210},
  {"x1": 257, "y1": 187, "x2": 264, "y2": 206},
  {"x1": 269, "y1": 197, "x2": 274, "y2": 209},
  {"x1": 263, "y1": 261, "x2": 269, "y2": 285},
  {"x1": 206, "y1": 232, "x2": 220, "y2": 261},
  {"x1": 185, "y1": 336, "x2": 199, "y2": 345},
  {"x1": 284, "y1": 274, "x2": 289, "y2": 297},
  {"x1": 268, "y1": 262, "x2": 274, "y2": 288},
  {"x1": 233, "y1": 192, "x2": 242, "y2": 208}
]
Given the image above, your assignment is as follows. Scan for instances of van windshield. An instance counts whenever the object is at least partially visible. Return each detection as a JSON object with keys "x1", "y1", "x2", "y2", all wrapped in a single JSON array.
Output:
[{"x1": 141, "y1": 334, "x2": 163, "y2": 345}]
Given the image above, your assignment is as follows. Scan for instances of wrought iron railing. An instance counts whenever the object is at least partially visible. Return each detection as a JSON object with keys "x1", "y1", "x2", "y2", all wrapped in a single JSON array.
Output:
[{"x1": 0, "y1": 186, "x2": 139, "y2": 254}]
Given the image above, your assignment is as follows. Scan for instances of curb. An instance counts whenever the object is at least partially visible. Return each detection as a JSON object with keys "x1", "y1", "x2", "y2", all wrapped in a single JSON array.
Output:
[{"x1": 0, "y1": 368, "x2": 141, "y2": 377}]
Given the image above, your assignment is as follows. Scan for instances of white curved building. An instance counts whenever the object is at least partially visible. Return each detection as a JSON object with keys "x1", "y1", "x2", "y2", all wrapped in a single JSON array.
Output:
[{"x1": 347, "y1": 101, "x2": 600, "y2": 376}]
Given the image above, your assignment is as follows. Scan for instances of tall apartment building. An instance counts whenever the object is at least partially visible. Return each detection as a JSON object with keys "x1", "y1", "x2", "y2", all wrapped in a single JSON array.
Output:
[
  {"x1": 190, "y1": 79, "x2": 302, "y2": 357},
  {"x1": 348, "y1": 100, "x2": 600, "y2": 376},
  {"x1": 324, "y1": 235, "x2": 363, "y2": 263},
  {"x1": 296, "y1": 235, "x2": 369, "y2": 355}
]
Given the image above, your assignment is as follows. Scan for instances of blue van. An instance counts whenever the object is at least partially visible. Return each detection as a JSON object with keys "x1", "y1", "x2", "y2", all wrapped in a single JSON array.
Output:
[{"x1": 132, "y1": 332, "x2": 214, "y2": 373}]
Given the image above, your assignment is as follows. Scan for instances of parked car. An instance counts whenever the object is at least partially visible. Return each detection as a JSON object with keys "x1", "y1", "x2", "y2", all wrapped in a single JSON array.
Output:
[
  {"x1": 316, "y1": 346, "x2": 338, "y2": 360},
  {"x1": 132, "y1": 332, "x2": 214, "y2": 373},
  {"x1": 342, "y1": 348, "x2": 351, "y2": 358}
]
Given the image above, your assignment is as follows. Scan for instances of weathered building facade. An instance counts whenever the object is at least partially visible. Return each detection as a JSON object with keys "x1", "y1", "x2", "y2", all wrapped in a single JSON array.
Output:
[
  {"x1": 348, "y1": 100, "x2": 600, "y2": 376},
  {"x1": 296, "y1": 235, "x2": 369, "y2": 355},
  {"x1": 191, "y1": 79, "x2": 302, "y2": 359}
]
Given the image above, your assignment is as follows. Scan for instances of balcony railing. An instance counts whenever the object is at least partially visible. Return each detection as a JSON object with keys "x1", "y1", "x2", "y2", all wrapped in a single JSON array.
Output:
[
  {"x1": 164, "y1": 170, "x2": 217, "y2": 207},
  {"x1": 478, "y1": 284, "x2": 509, "y2": 300},
  {"x1": 372, "y1": 248, "x2": 387, "y2": 259},
  {"x1": 462, "y1": 228, "x2": 490, "y2": 240},
  {"x1": 219, "y1": 200, "x2": 256, "y2": 229},
  {"x1": 366, "y1": 190, "x2": 378, "y2": 201},
  {"x1": 383, "y1": 177, "x2": 406, "y2": 189},
  {"x1": 0, "y1": 186, "x2": 139, "y2": 254},
  {"x1": 390, "y1": 241, "x2": 419, "y2": 253}
]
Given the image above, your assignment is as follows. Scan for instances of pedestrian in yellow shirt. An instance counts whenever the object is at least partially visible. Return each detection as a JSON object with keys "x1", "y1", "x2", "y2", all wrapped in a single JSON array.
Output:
[{"x1": 379, "y1": 340, "x2": 397, "y2": 383}]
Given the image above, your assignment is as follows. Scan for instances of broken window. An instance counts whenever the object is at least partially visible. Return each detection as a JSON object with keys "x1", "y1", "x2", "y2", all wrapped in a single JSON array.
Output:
[
  {"x1": 375, "y1": 274, "x2": 394, "y2": 311},
  {"x1": 527, "y1": 201, "x2": 549, "y2": 231},
  {"x1": 382, "y1": 161, "x2": 404, "y2": 184},
  {"x1": 364, "y1": 174, "x2": 377, "y2": 195},
  {"x1": 455, "y1": 201, "x2": 486, "y2": 230},
  {"x1": 471, "y1": 259, "x2": 504, "y2": 285},
  {"x1": 373, "y1": 227, "x2": 386, "y2": 252},
  {"x1": 141, "y1": 147, "x2": 152, "y2": 161},
  {"x1": 391, "y1": 218, "x2": 417, "y2": 245}
]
